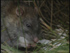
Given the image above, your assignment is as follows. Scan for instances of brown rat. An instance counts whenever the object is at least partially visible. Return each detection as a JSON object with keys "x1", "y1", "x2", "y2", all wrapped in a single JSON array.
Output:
[{"x1": 1, "y1": 1, "x2": 41, "y2": 48}]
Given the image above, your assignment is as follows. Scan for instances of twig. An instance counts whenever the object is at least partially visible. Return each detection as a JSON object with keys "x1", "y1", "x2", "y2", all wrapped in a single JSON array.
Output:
[
  {"x1": 40, "y1": 0, "x2": 46, "y2": 8},
  {"x1": 53, "y1": 6, "x2": 68, "y2": 15},
  {"x1": 50, "y1": 0, "x2": 53, "y2": 28},
  {"x1": 40, "y1": 18, "x2": 51, "y2": 30},
  {"x1": 33, "y1": 1, "x2": 50, "y2": 25}
]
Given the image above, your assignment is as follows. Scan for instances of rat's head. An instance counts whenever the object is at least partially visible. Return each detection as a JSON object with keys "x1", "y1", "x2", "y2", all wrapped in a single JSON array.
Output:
[{"x1": 12, "y1": 5, "x2": 40, "y2": 48}]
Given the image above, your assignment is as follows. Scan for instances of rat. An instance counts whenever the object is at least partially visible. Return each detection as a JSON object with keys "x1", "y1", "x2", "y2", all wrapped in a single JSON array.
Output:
[{"x1": 1, "y1": 1, "x2": 41, "y2": 48}]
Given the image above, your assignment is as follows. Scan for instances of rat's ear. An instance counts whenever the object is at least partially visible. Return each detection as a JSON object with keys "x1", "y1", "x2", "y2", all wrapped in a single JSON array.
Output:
[{"x1": 16, "y1": 7, "x2": 24, "y2": 16}]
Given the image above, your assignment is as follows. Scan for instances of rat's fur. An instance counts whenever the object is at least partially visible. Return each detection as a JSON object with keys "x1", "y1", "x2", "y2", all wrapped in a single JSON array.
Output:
[{"x1": 1, "y1": 1, "x2": 41, "y2": 48}]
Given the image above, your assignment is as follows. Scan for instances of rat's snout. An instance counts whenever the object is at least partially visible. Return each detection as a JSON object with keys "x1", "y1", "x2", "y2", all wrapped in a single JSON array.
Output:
[
  {"x1": 33, "y1": 37, "x2": 39, "y2": 43},
  {"x1": 27, "y1": 37, "x2": 39, "y2": 48}
]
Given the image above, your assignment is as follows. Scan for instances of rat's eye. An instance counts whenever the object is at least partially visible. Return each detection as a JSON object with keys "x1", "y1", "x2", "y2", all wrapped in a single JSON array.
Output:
[{"x1": 26, "y1": 24, "x2": 31, "y2": 28}]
